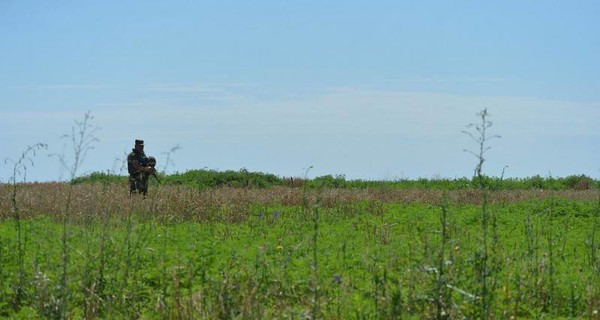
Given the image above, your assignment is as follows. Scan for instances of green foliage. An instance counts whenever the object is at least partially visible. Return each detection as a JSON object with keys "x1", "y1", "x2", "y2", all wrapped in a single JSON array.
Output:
[
  {"x1": 505, "y1": 174, "x2": 596, "y2": 190},
  {"x1": 529, "y1": 196, "x2": 597, "y2": 218},
  {"x1": 163, "y1": 168, "x2": 282, "y2": 189},
  {"x1": 0, "y1": 199, "x2": 598, "y2": 318},
  {"x1": 69, "y1": 169, "x2": 598, "y2": 191},
  {"x1": 564, "y1": 174, "x2": 595, "y2": 190},
  {"x1": 305, "y1": 174, "x2": 598, "y2": 191},
  {"x1": 308, "y1": 174, "x2": 348, "y2": 188},
  {"x1": 71, "y1": 171, "x2": 128, "y2": 185}
]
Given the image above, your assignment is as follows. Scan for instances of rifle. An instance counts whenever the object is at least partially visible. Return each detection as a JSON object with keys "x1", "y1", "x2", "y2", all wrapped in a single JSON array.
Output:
[
  {"x1": 150, "y1": 169, "x2": 161, "y2": 184},
  {"x1": 146, "y1": 156, "x2": 161, "y2": 184}
]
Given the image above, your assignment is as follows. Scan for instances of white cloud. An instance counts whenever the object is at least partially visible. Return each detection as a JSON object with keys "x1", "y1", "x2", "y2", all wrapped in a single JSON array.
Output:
[
  {"x1": 2, "y1": 86, "x2": 599, "y2": 181},
  {"x1": 6, "y1": 84, "x2": 119, "y2": 90},
  {"x1": 143, "y1": 83, "x2": 225, "y2": 93}
]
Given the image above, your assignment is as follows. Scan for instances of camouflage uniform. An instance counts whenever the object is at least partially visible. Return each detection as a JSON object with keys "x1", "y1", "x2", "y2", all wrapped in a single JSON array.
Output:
[{"x1": 128, "y1": 148, "x2": 150, "y2": 196}]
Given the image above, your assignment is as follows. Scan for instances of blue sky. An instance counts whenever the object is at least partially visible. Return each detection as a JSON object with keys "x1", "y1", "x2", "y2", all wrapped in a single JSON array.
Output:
[{"x1": 2, "y1": 1, "x2": 600, "y2": 182}]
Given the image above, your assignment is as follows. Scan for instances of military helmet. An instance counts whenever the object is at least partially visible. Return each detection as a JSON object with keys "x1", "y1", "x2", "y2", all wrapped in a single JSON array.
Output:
[{"x1": 147, "y1": 156, "x2": 157, "y2": 167}]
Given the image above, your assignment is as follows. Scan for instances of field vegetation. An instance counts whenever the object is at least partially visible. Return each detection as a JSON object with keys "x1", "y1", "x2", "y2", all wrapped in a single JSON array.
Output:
[
  {"x1": 1, "y1": 176, "x2": 599, "y2": 319},
  {"x1": 72, "y1": 169, "x2": 597, "y2": 192}
]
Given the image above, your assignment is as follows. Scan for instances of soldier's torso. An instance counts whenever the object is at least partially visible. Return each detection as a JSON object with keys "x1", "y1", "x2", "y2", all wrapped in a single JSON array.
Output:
[{"x1": 127, "y1": 149, "x2": 148, "y2": 176}]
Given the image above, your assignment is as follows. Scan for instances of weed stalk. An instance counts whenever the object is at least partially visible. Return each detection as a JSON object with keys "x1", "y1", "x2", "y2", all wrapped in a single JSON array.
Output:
[
  {"x1": 311, "y1": 202, "x2": 321, "y2": 319},
  {"x1": 53, "y1": 111, "x2": 99, "y2": 317},
  {"x1": 6, "y1": 143, "x2": 47, "y2": 310},
  {"x1": 436, "y1": 193, "x2": 451, "y2": 319},
  {"x1": 463, "y1": 108, "x2": 500, "y2": 319}
]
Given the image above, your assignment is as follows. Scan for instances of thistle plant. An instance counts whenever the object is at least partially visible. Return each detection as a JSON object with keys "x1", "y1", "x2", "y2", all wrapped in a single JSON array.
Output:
[
  {"x1": 161, "y1": 144, "x2": 181, "y2": 174},
  {"x1": 52, "y1": 111, "x2": 100, "y2": 182},
  {"x1": 5, "y1": 143, "x2": 47, "y2": 310},
  {"x1": 435, "y1": 193, "x2": 452, "y2": 319},
  {"x1": 462, "y1": 108, "x2": 500, "y2": 319},
  {"x1": 462, "y1": 109, "x2": 501, "y2": 188},
  {"x1": 111, "y1": 150, "x2": 129, "y2": 176},
  {"x1": 52, "y1": 111, "x2": 99, "y2": 318},
  {"x1": 311, "y1": 203, "x2": 321, "y2": 319},
  {"x1": 302, "y1": 166, "x2": 314, "y2": 210}
]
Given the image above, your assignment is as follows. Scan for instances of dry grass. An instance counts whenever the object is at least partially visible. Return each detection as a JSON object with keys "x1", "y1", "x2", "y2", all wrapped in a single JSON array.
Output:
[{"x1": 2, "y1": 183, "x2": 597, "y2": 222}]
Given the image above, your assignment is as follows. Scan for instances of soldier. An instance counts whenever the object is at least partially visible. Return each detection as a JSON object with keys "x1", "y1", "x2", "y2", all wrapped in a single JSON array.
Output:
[{"x1": 127, "y1": 139, "x2": 156, "y2": 196}]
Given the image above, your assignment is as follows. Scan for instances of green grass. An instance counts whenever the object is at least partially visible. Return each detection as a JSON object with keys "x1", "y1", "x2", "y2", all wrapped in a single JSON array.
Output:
[{"x1": 1, "y1": 191, "x2": 598, "y2": 318}]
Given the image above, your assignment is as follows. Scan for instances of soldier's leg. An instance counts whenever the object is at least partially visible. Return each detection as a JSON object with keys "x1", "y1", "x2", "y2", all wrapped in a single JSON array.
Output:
[
  {"x1": 129, "y1": 177, "x2": 137, "y2": 195},
  {"x1": 130, "y1": 174, "x2": 145, "y2": 195},
  {"x1": 141, "y1": 175, "x2": 149, "y2": 196}
]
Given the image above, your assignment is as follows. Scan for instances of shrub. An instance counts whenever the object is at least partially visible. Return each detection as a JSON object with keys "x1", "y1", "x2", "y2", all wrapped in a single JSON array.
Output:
[
  {"x1": 71, "y1": 172, "x2": 128, "y2": 185},
  {"x1": 164, "y1": 168, "x2": 282, "y2": 189},
  {"x1": 564, "y1": 174, "x2": 593, "y2": 190}
]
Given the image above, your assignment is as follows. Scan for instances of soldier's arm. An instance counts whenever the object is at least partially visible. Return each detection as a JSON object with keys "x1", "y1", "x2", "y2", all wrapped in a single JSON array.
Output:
[
  {"x1": 128, "y1": 156, "x2": 149, "y2": 173},
  {"x1": 143, "y1": 165, "x2": 156, "y2": 174},
  {"x1": 131, "y1": 159, "x2": 155, "y2": 173}
]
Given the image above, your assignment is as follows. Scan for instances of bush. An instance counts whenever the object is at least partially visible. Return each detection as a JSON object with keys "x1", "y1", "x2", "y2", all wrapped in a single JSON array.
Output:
[
  {"x1": 164, "y1": 168, "x2": 282, "y2": 189},
  {"x1": 563, "y1": 174, "x2": 593, "y2": 190},
  {"x1": 309, "y1": 175, "x2": 347, "y2": 188},
  {"x1": 70, "y1": 172, "x2": 127, "y2": 185}
]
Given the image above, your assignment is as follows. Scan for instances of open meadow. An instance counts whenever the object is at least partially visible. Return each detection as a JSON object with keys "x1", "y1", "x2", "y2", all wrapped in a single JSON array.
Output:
[
  {"x1": 1, "y1": 180, "x2": 599, "y2": 319},
  {"x1": 5, "y1": 1, "x2": 600, "y2": 318}
]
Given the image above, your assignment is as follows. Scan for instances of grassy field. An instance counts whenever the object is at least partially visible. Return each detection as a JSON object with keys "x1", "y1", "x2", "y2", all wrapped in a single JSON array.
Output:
[{"x1": 1, "y1": 182, "x2": 599, "y2": 319}]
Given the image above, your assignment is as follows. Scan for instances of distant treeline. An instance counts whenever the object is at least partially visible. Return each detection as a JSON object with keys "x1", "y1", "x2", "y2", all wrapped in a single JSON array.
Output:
[{"x1": 69, "y1": 169, "x2": 599, "y2": 191}]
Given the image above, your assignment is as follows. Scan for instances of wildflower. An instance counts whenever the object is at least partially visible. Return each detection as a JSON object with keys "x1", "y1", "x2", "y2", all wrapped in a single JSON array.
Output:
[
  {"x1": 333, "y1": 275, "x2": 342, "y2": 285},
  {"x1": 277, "y1": 244, "x2": 283, "y2": 251}
]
